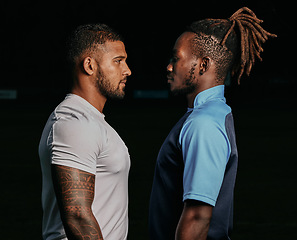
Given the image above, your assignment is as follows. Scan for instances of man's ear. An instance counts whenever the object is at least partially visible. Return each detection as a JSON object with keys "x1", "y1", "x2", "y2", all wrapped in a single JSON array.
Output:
[
  {"x1": 82, "y1": 57, "x2": 96, "y2": 76},
  {"x1": 199, "y1": 57, "x2": 211, "y2": 76}
]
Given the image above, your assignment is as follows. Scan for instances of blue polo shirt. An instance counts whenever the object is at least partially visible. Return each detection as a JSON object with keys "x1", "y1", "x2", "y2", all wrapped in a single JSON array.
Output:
[{"x1": 149, "y1": 85, "x2": 238, "y2": 240}]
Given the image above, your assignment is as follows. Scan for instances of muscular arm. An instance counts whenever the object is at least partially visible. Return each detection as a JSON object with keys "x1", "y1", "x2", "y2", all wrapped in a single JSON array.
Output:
[
  {"x1": 51, "y1": 165, "x2": 103, "y2": 240},
  {"x1": 175, "y1": 200, "x2": 213, "y2": 240}
]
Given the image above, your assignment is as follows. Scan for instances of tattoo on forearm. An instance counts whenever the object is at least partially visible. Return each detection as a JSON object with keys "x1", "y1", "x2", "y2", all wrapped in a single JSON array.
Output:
[
  {"x1": 52, "y1": 165, "x2": 103, "y2": 240},
  {"x1": 68, "y1": 222, "x2": 102, "y2": 239}
]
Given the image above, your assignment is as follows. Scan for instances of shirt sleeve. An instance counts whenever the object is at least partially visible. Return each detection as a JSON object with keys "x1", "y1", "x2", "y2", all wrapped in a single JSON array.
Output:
[
  {"x1": 179, "y1": 114, "x2": 231, "y2": 206},
  {"x1": 49, "y1": 117, "x2": 101, "y2": 175}
]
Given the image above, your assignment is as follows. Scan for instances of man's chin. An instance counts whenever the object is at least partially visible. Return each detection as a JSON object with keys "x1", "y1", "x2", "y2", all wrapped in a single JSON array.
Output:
[
  {"x1": 109, "y1": 90, "x2": 125, "y2": 100},
  {"x1": 170, "y1": 85, "x2": 196, "y2": 96},
  {"x1": 170, "y1": 89, "x2": 182, "y2": 96}
]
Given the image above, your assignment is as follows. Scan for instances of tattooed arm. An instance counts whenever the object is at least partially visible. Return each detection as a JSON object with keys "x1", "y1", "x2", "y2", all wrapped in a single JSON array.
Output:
[{"x1": 51, "y1": 165, "x2": 103, "y2": 240}]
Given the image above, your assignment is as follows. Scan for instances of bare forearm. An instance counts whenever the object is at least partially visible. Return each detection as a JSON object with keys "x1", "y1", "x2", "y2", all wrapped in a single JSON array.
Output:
[
  {"x1": 175, "y1": 200, "x2": 212, "y2": 240},
  {"x1": 52, "y1": 165, "x2": 103, "y2": 240},
  {"x1": 63, "y1": 214, "x2": 103, "y2": 240},
  {"x1": 175, "y1": 217, "x2": 210, "y2": 240}
]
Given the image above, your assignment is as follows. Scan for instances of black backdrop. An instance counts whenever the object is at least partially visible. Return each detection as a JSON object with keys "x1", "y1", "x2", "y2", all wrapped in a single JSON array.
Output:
[
  {"x1": 0, "y1": 0, "x2": 295, "y2": 105},
  {"x1": 1, "y1": 1, "x2": 297, "y2": 239}
]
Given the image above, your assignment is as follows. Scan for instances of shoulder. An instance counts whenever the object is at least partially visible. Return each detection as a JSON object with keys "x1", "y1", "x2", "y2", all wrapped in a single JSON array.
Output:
[
  {"x1": 180, "y1": 100, "x2": 232, "y2": 144},
  {"x1": 180, "y1": 100, "x2": 232, "y2": 165},
  {"x1": 55, "y1": 95, "x2": 104, "y2": 130},
  {"x1": 187, "y1": 100, "x2": 231, "y2": 129},
  {"x1": 51, "y1": 101, "x2": 106, "y2": 146}
]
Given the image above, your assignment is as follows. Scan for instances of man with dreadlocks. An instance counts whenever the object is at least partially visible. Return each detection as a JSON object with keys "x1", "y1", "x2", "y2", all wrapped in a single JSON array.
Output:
[{"x1": 149, "y1": 7, "x2": 276, "y2": 240}]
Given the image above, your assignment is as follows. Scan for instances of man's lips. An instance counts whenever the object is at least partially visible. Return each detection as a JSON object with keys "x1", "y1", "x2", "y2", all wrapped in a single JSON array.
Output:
[
  {"x1": 167, "y1": 75, "x2": 174, "y2": 82},
  {"x1": 120, "y1": 78, "x2": 127, "y2": 84}
]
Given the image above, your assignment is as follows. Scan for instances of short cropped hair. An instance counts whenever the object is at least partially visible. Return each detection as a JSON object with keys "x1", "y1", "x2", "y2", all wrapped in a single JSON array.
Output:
[{"x1": 67, "y1": 23, "x2": 123, "y2": 65}]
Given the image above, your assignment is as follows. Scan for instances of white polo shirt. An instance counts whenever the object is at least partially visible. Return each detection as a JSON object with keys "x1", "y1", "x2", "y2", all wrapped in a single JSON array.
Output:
[{"x1": 39, "y1": 94, "x2": 130, "y2": 240}]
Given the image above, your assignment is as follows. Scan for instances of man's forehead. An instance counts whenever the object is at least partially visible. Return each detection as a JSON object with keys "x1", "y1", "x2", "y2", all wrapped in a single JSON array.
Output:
[
  {"x1": 100, "y1": 41, "x2": 127, "y2": 57},
  {"x1": 173, "y1": 32, "x2": 196, "y2": 56}
]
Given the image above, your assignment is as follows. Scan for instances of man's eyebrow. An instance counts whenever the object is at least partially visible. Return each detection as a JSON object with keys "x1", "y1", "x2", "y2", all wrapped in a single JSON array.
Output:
[{"x1": 113, "y1": 55, "x2": 127, "y2": 60}]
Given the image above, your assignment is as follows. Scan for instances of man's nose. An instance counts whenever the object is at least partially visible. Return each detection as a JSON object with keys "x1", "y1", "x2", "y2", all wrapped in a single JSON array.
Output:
[
  {"x1": 124, "y1": 62, "x2": 132, "y2": 76},
  {"x1": 167, "y1": 62, "x2": 173, "y2": 72}
]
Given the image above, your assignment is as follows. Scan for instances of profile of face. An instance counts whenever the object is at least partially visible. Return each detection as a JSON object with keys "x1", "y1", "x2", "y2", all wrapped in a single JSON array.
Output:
[
  {"x1": 94, "y1": 41, "x2": 131, "y2": 99},
  {"x1": 167, "y1": 32, "x2": 199, "y2": 96}
]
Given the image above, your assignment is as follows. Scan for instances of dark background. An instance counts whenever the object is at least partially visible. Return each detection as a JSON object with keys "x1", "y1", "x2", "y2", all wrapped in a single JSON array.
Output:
[
  {"x1": 0, "y1": 0, "x2": 295, "y2": 102},
  {"x1": 0, "y1": 1, "x2": 296, "y2": 239}
]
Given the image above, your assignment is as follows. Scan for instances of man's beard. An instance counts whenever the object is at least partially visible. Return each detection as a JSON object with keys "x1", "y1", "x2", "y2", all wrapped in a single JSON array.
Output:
[
  {"x1": 95, "y1": 67, "x2": 126, "y2": 100},
  {"x1": 170, "y1": 63, "x2": 197, "y2": 96}
]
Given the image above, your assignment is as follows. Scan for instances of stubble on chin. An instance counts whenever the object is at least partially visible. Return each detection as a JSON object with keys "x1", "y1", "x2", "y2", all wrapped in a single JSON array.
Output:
[
  {"x1": 94, "y1": 70, "x2": 126, "y2": 100},
  {"x1": 170, "y1": 63, "x2": 197, "y2": 96}
]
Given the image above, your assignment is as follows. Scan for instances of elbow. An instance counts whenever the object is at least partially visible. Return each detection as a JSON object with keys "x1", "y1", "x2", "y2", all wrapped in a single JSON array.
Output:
[
  {"x1": 60, "y1": 206, "x2": 93, "y2": 228},
  {"x1": 184, "y1": 199, "x2": 213, "y2": 222},
  {"x1": 191, "y1": 210, "x2": 212, "y2": 225},
  {"x1": 175, "y1": 200, "x2": 213, "y2": 240},
  {"x1": 60, "y1": 208, "x2": 101, "y2": 239}
]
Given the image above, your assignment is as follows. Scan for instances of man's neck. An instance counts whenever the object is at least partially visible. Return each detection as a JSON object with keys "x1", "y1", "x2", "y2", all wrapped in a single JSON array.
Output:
[
  {"x1": 186, "y1": 83, "x2": 219, "y2": 108},
  {"x1": 186, "y1": 92, "x2": 197, "y2": 108},
  {"x1": 72, "y1": 86, "x2": 107, "y2": 113}
]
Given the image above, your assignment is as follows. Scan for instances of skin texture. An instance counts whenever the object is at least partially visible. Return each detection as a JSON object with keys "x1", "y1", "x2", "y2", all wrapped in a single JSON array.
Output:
[
  {"x1": 52, "y1": 165, "x2": 103, "y2": 240},
  {"x1": 52, "y1": 40, "x2": 131, "y2": 239},
  {"x1": 72, "y1": 40, "x2": 131, "y2": 113},
  {"x1": 167, "y1": 32, "x2": 217, "y2": 239},
  {"x1": 167, "y1": 32, "x2": 218, "y2": 108},
  {"x1": 176, "y1": 200, "x2": 213, "y2": 240}
]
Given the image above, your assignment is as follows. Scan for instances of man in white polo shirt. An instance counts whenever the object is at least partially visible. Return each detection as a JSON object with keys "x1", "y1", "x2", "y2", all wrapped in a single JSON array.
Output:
[{"x1": 39, "y1": 23, "x2": 131, "y2": 240}]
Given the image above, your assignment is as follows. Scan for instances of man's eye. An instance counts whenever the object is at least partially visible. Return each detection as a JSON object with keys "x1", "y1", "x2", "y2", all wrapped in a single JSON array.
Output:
[{"x1": 170, "y1": 57, "x2": 178, "y2": 63}]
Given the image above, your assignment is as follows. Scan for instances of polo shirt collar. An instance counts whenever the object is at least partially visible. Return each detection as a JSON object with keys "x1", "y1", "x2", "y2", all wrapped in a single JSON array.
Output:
[{"x1": 193, "y1": 85, "x2": 225, "y2": 108}]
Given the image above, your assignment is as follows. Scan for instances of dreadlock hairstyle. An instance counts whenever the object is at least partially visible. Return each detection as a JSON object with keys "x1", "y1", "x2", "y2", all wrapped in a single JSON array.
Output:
[
  {"x1": 67, "y1": 23, "x2": 123, "y2": 66},
  {"x1": 188, "y1": 7, "x2": 277, "y2": 84}
]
